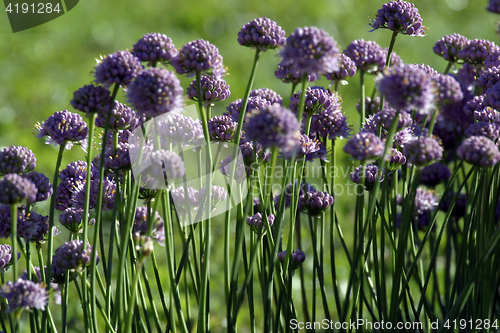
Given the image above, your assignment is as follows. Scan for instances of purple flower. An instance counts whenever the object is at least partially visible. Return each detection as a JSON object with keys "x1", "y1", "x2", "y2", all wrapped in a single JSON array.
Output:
[
  {"x1": 187, "y1": 76, "x2": 231, "y2": 105},
  {"x1": 244, "y1": 104, "x2": 301, "y2": 155},
  {"x1": 403, "y1": 137, "x2": 443, "y2": 166},
  {"x1": 60, "y1": 161, "x2": 89, "y2": 182},
  {"x1": 277, "y1": 249, "x2": 306, "y2": 270},
  {"x1": 414, "y1": 188, "x2": 439, "y2": 215},
  {"x1": 132, "y1": 33, "x2": 177, "y2": 64},
  {"x1": 195, "y1": 186, "x2": 228, "y2": 210},
  {"x1": 280, "y1": 26, "x2": 338, "y2": 78},
  {"x1": 388, "y1": 149, "x2": 406, "y2": 171},
  {"x1": 94, "y1": 51, "x2": 143, "y2": 87},
  {"x1": 299, "y1": 190, "x2": 334, "y2": 217},
  {"x1": 239, "y1": 141, "x2": 271, "y2": 166},
  {"x1": 289, "y1": 86, "x2": 337, "y2": 115},
  {"x1": 20, "y1": 266, "x2": 61, "y2": 305},
  {"x1": 465, "y1": 121, "x2": 500, "y2": 141},
  {"x1": 288, "y1": 135, "x2": 320, "y2": 161},
  {"x1": 420, "y1": 162, "x2": 451, "y2": 187},
  {"x1": 369, "y1": 0, "x2": 426, "y2": 37},
  {"x1": 350, "y1": 164, "x2": 381, "y2": 191},
  {"x1": 343, "y1": 132, "x2": 384, "y2": 161},
  {"x1": 464, "y1": 94, "x2": 486, "y2": 117},
  {"x1": 485, "y1": 50, "x2": 500, "y2": 69},
  {"x1": 432, "y1": 74, "x2": 463, "y2": 105},
  {"x1": 476, "y1": 67, "x2": 500, "y2": 89},
  {"x1": 55, "y1": 178, "x2": 83, "y2": 211},
  {"x1": 473, "y1": 107, "x2": 500, "y2": 123},
  {"x1": 237, "y1": 17, "x2": 286, "y2": 51},
  {"x1": 141, "y1": 150, "x2": 185, "y2": 188},
  {"x1": 456, "y1": 136, "x2": 500, "y2": 167},
  {"x1": 133, "y1": 206, "x2": 165, "y2": 245},
  {"x1": 224, "y1": 96, "x2": 271, "y2": 123},
  {"x1": 309, "y1": 109, "x2": 351, "y2": 141},
  {"x1": 325, "y1": 53, "x2": 357, "y2": 83},
  {"x1": 457, "y1": 39, "x2": 499, "y2": 67},
  {"x1": 343, "y1": 40, "x2": 385, "y2": 73},
  {"x1": 0, "y1": 174, "x2": 37, "y2": 205},
  {"x1": 157, "y1": 112, "x2": 204, "y2": 148},
  {"x1": 219, "y1": 154, "x2": 247, "y2": 182},
  {"x1": 127, "y1": 67, "x2": 184, "y2": 118},
  {"x1": 52, "y1": 240, "x2": 98, "y2": 278},
  {"x1": 0, "y1": 244, "x2": 14, "y2": 271},
  {"x1": 250, "y1": 88, "x2": 283, "y2": 105},
  {"x1": 171, "y1": 186, "x2": 200, "y2": 215},
  {"x1": 246, "y1": 212, "x2": 275, "y2": 234},
  {"x1": 362, "y1": 109, "x2": 413, "y2": 138},
  {"x1": 59, "y1": 207, "x2": 92, "y2": 233},
  {"x1": 488, "y1": 0, "x2": 500, "y2": 14},
  {"x1": 36, "y1": 110, "x2": 88, "y2": 147},
  {"x1": 485, "y1": 82, "x2": 500, "y2": 111},
  {"x1": 72, "y1": 178, "x2": 116, "y2": 211},
  {"x1": 0, "y1": 205, "x2": 24, "y2": 238},
  {"x1": 274, "y1": 62, "x2": 318, "y2": 84},
  {"x1": 433, "y1": 34, "x2": 469, "y2": 62},
  {"x1": 393, "y1": 126, "x2": 419, "y2": 148},
  {"x1": 23, "y1": 172, "x2": 53, "y2": 202},
  {"x1": 377, "y1": 64, "x2": 435, "y2": 113},
  {"x1": 0, "y1": 278, "x2": 48, "y2": 312},
  {"x1": 208, "y1": 115, "x2": 238, "y2": 142},
  {"x1": 104, "y1": 141, "x2": 131, "y2": 171},
  {"x1": 0, "y1": 146, "x2": 36, "y2": 175},
  {"x1": 356, "y1": 97, "x2": 386, "y2": 115},
  {"x1": 95, "y1": 101, "x2": 143, "y2": 131},
  {"x1": 18, "y1": 211, "x2": 50, "y2": 243},
  {"x1": 172, "y1": 39, "x2": 225, "y2": 78},
  {"x1": 71, "y1": 84, "x2": 112, "y2": 115}
]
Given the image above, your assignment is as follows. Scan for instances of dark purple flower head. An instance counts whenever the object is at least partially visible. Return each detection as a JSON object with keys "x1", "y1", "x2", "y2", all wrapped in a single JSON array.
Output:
[
  {"x1": 60, "y1": 161, "x2": 89, "y2": 182},
  {"x1": 187, "y1": 76, "x2": 231, "y2": 105},
  {"x1": 55, "y1": 178, "x2": 82, "y2": 211},
  {"x1": 356, "y1": 97, "x2": 386, "y2": 115},
  {"x1": 105, "y1": 142, "x2": 131, "y2": 170},
  {"x1": 388, "y1": 148, "x2": 406, "y2": 171},
  {"x1": 362, "y1": 109, "x2": 413, "y2": 138},
  {"x1": 432, "y1": 74, "x2": 463, "y2": 105},
  {"x1": 440, "y1": 192, "x2": 467, "y2": 219},
  {"x1": 208, "y1": 115, "x2": 238, "y2": 142},
  {"x1": 0, "y1": 146, "x2": 36, "y2": 175},
  {"x1": 36, "y1": 110, "x2": 88, "y2": 147},
  {"x1": 0, "y1": 205, "x2": 24, "y2": 239},
  {"x1": 239, "y1": 141, "x2": 271, "y2": 167},
  {"x1": 277, "y1": 249, "x2": 306, "y2": 269},
  {"x1": 420, "y1": 162, "x2": 451, "y2": 187},
  {"x1": 23, "y1": 172, "x2": 52, "y2": 202},
  {"x1": 20, "y1": 266, "x2": 61, "y2": 305},
  {"x1": 157, "y1": 112, "x2": 204, "y2": 148},
  {"x1": 377, "y1": 64, "x2": 435, "y2": 113},
  {"x1": 172, "y1": 39, "x2": 225, "y2": 78},
  {"x1": 288, "y1": 135, "x2": 320, "y2": 161},
  {"x1": 95, "y1": 101, "x2": 143, "y2": 131},
  {"x1": 72, "y1": 178, "x2": 116, "y2": 211},
  {"x1": 0, "y1": 278, "x2": 48, "y2": 312},
  {"x1": 94, "y1": 51, "x2": 142, "y2": 87},
  {"x1": 454, "y1": 63, "x2": 478, "y2": 92},
  {"x1": 465, "y1": 121, "x2": 500, "y2": 141},
  {"x1": 403, "y1": 137, "x2": 443, "y2": 166},
  {"x1": 350, "y1": 164, "x2": 381, "y2": 191},
  {"x1": 71, "y1": 84, "x2": 112, "y2": 116},
  {"x1": 280, "y1": 27, "x2": 339, "y2": 77},
  {"x1": 275, "y1": 62, "x2": 318, "y2": 84},
  {"x1": 433, "y1": 33, "x2": 468, "y2": 62},
  {"x1": 18, "y1": 211, "x2": 50, "y2": 243},
  {"x1": 485, "y1": 50, "x2": 500, "y2": 69},
  {"x1": 246, "y1": 212, "x2": 275, "y2": 235},
  {"x1": 250, "y1": 88, "x2": 283, "y2": 105},
  {"x1": 0, "y1": 244, "x2": 14, "y2": 271},
  {"x1": 52, "y1": 240, "x2": 98, "y2": 278},
  {"x1": 464, "y1": 94, "x2": 486, "y2": 117},
  {"x1": 474, "y1": 107, "x2": 500, "y2": 123},
  {"x1": 59, "y1": 207, "x2": 93, "y2": 234},
  {"x1": 457, "y1": 39, "x2": 499, "y2": 67},
  {"x1": 476, "y1": 67, "x2": 500, "y2": 89},
  {"x1": 127, "y1": 67, "x2": 184, "y2": 118},
  {"x1": 133, "y1": 33, "x2": 177, "y2": 64},
  {"x1": 290, "y1": 86, "x2": 336, "y2": 115},
  {"x1": 244, "y1": 104, "x2": 301, "y2": 155},
  {"x1": 237, "y1": 17, "x2": 286, "y2": 51},
  {"x1": 344, "y1": 132, "x2": 384, "y2": 161},
  {"x1": 309, "y1": 109, "x2": 351, "y2": 141},
  {"x1": 0, "y1": 174, "x2": 37, "y2": 205},
  {"x1": 343, "y1": 39, "x2": 385, "y2": 73},
  {"x1": 325, "y1": 53, "x2": 357, "y2": 83},
  {"x1": 485, "y1": 82, "x2": 500, "y2": 111},
  {"x1": 224, "y1": 96, "x2": 271, "y2": 123},
  {"x1": 369, "y1": 0, "x2": 426, "y2": 36},
  {"x1": 488, "y1": 0, "x2": 500, "y2": 14},
  {"x1": 133, "y1": 206, "x2": 165, "y2": 245},
  {"x1": 457, "y1": 136, "x2": 500, "y2": 167},
  {"x1": 299, "y1": 190, "x2": 334, "y2": 217}
]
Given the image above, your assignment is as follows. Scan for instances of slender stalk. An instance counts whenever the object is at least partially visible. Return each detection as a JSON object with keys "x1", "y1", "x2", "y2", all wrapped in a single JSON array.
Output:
[{"x1": 123, "y1": 257, "x2": 146, "y2": 333}]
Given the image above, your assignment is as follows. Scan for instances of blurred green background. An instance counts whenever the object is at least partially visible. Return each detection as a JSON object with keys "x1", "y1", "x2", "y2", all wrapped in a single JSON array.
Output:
[{"x1": 0, "y1": 0, "x2": 499, "y2": 330}]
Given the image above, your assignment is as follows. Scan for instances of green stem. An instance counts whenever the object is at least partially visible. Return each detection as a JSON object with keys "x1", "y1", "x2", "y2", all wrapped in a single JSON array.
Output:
[
  {"x1": 123, "y1": 258, "x2": 146, "y2": 333},
  {"x1": 385, "y1": 31, "x2": 398, "y2": 67}
]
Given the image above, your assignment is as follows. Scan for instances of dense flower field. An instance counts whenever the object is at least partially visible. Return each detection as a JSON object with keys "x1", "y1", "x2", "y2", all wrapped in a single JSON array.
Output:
[{"x1": 1, "y1": 0, "x2": 500, "y2": 332}]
